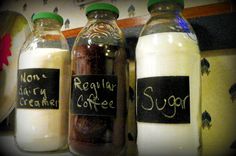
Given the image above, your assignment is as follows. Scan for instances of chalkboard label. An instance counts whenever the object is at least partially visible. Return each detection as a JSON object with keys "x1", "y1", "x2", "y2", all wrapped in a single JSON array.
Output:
[
  {"x1": 17, "y1": 68, "x2": 60, "y2": 109},
  {"x1": 137, "y1": 76, "x2": 190, "y2": 123},
  {"x1": 71, "y1": 75, "x2": 117, "y2": 117}
]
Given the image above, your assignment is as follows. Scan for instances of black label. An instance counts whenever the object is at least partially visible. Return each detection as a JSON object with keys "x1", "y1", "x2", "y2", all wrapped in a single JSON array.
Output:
[
  {"x1": 17, "y1": 68, "x2": 60, "y2": 109},
  {"x1": 71, "y1": 75, "x2": 117, "y2": 117},
  {"x1": 137, "y1": 76, "x2": 190, "y2": 123}
]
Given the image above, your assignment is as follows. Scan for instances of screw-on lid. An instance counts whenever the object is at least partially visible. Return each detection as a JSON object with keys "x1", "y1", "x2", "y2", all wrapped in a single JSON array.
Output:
[
  {"x1": 148, "y1": 0, "x2": 184, "y2": 10},
  {"x1": 85, "y1": 3, "x2": 119, "y2": 17},
  {"x1": 32, "y1": 12, "x2": 63, "y2": 25}
]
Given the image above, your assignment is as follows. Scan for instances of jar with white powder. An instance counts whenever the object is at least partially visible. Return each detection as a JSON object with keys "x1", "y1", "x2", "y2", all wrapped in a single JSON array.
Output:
[
  {"x1": 136, "y1": 0, "x2": 201, "y2": 155},
  {"x1": 15, "y1": 12, "x2": 70, "y2": 152}
]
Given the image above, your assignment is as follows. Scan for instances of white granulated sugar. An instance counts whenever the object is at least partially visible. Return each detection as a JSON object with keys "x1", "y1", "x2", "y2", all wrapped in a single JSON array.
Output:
[{"x1": 136, "y1": 32, "x2": 201, "y2": 156}]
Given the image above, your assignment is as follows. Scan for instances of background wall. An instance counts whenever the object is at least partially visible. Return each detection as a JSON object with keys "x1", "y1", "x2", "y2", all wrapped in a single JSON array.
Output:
[
  {"x1": 0, "y1": 0, "x2": 227, "y2": 30},
  {"x1": 201, "y1": 49, "x2": 236, "y2": 156}
]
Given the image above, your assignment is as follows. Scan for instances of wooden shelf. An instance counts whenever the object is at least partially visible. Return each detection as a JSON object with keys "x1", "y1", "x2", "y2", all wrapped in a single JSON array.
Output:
[{"x1": 63, "y1": 2, "x2": 235, "y2": 38}]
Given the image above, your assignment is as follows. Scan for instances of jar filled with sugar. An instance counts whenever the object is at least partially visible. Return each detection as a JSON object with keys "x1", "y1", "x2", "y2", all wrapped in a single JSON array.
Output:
[
  {"x1": 136, "y1": 0, "x2": 201, "y2": 155},
  {"x1": 15, "y1": 12, "x2": 70, "y2": 152}
]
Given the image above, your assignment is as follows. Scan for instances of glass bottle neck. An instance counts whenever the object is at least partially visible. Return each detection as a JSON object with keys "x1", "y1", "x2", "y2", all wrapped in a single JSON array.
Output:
[
  {"x1": 34, "y1": 19, "x2": 61, "y2": 32},
  {"x1": 87, "y1": 11, "x2": 118, "y2": 21},
  {"x1": 149, "y1": 2, "x2": 183, "y2": 16}
]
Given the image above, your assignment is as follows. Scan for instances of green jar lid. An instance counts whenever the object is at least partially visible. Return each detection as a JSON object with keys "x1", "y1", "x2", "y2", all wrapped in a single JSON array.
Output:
[
  {"x1": 32, "y1": 12, "x2": 63, "y2": 25},
  {"x1": 86, "y1": 3, "x2": 119, "y2": 17},
  {"x1": 148, "y1": 0, "x2": 184, "y2": 10}
]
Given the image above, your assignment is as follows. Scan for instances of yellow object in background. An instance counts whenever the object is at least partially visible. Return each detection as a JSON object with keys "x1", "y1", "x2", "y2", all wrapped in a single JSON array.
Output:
[{"x1": 201, "y1": 48, "x2": 236, "y2": 156}]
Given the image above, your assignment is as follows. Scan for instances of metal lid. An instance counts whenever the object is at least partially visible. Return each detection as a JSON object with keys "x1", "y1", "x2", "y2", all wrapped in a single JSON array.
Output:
[
  {"x1": 32, "y1": 12, "x2": 63, "y2": 25},
  {"x1": 148, "y1": 0, "x2": 184, "y2": 11},
  {"x1": 86, "y1": 3, "x2": 119, "y2": 17}
]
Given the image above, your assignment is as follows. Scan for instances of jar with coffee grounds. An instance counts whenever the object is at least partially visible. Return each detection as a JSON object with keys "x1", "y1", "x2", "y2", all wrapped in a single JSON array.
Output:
[{"x1": 69, "y1": 3, "x2": 127, "y2": 156}]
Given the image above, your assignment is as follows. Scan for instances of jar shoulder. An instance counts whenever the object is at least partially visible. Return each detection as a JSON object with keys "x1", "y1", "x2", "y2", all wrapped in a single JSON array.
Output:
[
  {"x1": 75, "y1": 20, "x2": 124, "y2": 46},
  {"x1": 140, "y1": 14, "x2": 195, "y2": 37},
  {"x1": 20, "y1": 31, "x2": 69, "y2": 52}
]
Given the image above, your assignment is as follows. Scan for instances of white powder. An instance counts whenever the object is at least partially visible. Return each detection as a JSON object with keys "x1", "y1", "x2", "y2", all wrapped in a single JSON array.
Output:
[
  {"x1": 15, "y1": 48, "x2": 70, "y2": 152},
  {"x1": 136, "y1": 32, "x2": 201, "y2": 156}
]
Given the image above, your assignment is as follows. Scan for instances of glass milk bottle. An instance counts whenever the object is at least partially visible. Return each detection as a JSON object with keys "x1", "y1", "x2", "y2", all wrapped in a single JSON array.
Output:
[
  {"x1": 136, "y1": 0, "x2": 201, "y2": 155},
  {"x1": 16, "y1": 12, "x2": 70, "y2": 152},
  {"x1": 69, "y1": 3, "x2": 126, "y2": 156}
]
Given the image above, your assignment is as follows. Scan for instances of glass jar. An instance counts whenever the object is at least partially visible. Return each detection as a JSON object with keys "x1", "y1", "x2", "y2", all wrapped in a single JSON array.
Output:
[
  {"x1": 69, "y1": 3, "x2": 126, "y2": 156},
  {"x1": 136, "y1": 0, "x2": 201, "y2": 156},
  {"x1": 16, "y1": 12, "x2": 70, "y2": 152}
]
